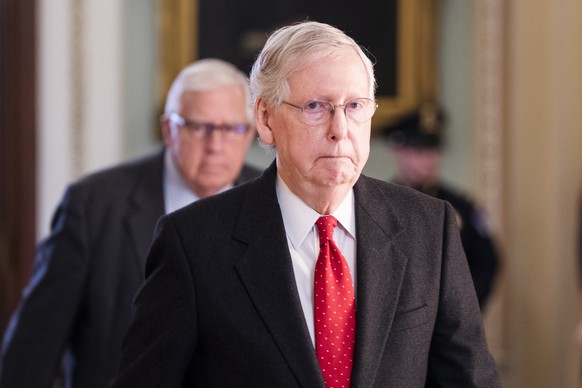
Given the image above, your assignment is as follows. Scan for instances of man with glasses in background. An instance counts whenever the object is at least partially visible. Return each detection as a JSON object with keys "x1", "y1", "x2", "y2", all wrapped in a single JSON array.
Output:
[
  {"x1": 111, "y1": 21, "x2": 500, "y2": 387},
  {"x1": 0, "y1": 58, "x2": 261, "y2": 388}
]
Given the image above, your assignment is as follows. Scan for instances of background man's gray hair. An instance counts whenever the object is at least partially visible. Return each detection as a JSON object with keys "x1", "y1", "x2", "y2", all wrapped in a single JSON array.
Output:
[{"x1": 164, "y1": 58, "x2": 252, "y2": 121}]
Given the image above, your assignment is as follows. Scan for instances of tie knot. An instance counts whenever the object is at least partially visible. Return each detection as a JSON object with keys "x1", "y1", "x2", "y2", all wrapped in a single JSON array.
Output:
[{"x1": 316, "y1": 216, "x2": 338, "y2": 243}]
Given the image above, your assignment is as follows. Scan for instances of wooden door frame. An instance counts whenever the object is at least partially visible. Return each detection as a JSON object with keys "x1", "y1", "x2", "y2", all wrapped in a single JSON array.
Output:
[{"x1": 0, "y1": 0, "x2": 36, "y2": 334}]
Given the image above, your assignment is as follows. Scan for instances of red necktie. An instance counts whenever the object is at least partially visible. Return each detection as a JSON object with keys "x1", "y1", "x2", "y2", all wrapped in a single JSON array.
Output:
[{"x1": 314, "y1": 216, "x2": 356, "y2": 388}]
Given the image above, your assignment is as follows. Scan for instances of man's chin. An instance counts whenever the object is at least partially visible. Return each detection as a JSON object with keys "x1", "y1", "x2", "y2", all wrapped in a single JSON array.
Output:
[
  {"x1": 316, "y1": 169, "x2": 359, "y2": 188},
  {"x1": 195, "y1": 176, "x2": 233, "y2": 196}
]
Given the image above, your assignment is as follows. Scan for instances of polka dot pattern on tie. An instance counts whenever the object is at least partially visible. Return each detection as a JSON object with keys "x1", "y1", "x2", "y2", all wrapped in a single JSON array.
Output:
[{"x1": 314, "y1": 216, "x2": 356, "y2": 388}]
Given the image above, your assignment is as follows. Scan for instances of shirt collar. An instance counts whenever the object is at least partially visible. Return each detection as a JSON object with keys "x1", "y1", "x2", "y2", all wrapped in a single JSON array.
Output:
[{"x1": 275, "y1": 174, "x2": 356, "y2": 251}]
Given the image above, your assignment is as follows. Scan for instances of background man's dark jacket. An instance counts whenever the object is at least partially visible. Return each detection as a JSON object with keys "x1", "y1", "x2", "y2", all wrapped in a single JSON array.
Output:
[{"x1": 0, "y1": 150, "x2": 261, "y2": 388}]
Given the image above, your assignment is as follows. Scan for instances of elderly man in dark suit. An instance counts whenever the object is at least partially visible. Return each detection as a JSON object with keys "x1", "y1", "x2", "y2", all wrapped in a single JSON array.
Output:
[
  {"x1": 111, "y1": 21, "x2": 500, "y2": 387},
  {"x1": 0, "y1": 59, "x2": 261, "y2": 388}
]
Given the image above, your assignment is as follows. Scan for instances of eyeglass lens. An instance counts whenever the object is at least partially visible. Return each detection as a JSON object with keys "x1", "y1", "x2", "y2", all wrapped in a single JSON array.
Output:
[
  {"x1": 169, "y1": 113, "x2": 249, "y2": 140},
  {"x1": 287, "y1": 98, "x2": 377, "y2": 125}
]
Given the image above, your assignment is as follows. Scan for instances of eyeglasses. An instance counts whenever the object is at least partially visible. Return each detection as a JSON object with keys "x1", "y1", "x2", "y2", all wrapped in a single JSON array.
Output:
[
  {"x1": 282, "y1": 98, "x2": 378, "y2": 125},
  {"x1": 168, "y1": 112, "x2": 250, "y2": 141}
]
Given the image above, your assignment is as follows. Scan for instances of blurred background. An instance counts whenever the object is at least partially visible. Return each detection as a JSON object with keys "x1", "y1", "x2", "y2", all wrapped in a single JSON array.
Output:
[{"x1": 2, "y1": 0, "x2": 582, "y2": 386}]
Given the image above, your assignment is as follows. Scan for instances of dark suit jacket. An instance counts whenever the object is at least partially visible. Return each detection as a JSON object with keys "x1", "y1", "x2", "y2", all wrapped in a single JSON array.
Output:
[
  {"x1": 111, "y1": 162, "x2": 501, "y2": 387},
  {"x1": 0, "y1": 150, "x2": 261, "y2": 388},
  {"x1": 394, "y1": 180, "x2": 500, "y2": 308}
]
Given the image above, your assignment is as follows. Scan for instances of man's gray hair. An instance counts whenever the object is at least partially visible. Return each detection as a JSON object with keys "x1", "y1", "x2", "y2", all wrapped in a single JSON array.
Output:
[
  {"x1": 249, "y1": 21, "x2": 376, "y2": 107},
  {"x1": 164, "y1": 58, "x2": 252, "y2": 120}
]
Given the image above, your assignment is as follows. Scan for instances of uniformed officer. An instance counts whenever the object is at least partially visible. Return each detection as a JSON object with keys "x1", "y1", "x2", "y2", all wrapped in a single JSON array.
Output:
[{"x1": 383, "y1": 103, "x2": 499, "y2": 309}]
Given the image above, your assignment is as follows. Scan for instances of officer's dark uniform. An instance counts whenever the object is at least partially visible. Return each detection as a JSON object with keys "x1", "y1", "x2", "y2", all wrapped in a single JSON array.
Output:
[{"x1": 383, "y1": 105, "x2": 499, "y2": 308}]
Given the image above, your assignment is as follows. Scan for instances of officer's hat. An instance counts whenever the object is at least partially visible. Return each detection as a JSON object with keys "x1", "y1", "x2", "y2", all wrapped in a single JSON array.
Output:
[{"x1": 382, "y1": 103, "x2": 446, "y2": 149}]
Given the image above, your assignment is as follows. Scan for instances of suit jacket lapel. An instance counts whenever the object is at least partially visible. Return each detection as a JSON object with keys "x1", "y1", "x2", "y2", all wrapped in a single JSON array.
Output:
[
  {"x1": 350, "y1": 176, "x2": 409, "y2": 387},
  {"x1": 232, "y1": 163, "x2": 325, "y2": 388},
  {"x1": 126, "y1": 151, "x2": 165, "y2": 270}
]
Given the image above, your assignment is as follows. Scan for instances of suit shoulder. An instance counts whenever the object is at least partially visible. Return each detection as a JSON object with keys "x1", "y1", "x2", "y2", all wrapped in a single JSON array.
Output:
[
  {"x1": 75, "y1": 151, "x2": 162, "y2": 187},
  {"x1": 357, "y1": 175, "x2": 451, "y2": 231},
  {"x1": 60, "y1": 151, "x2": 163, "y2": 207},
  {"x1": 360, "y1": 175, "x2": 445, "y2": 207}
]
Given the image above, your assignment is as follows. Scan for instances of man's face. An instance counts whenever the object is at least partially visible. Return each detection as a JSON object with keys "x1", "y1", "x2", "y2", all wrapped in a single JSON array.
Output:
[
  {"x1": 393, "y1": 146, "x2": 442, "y2": 187},
  {"x1": 162, "y1": 85, "x2": 255, "y2": 197},
  {"x1": 257, "y1": 49, "x2": 372, "y2": 199}
]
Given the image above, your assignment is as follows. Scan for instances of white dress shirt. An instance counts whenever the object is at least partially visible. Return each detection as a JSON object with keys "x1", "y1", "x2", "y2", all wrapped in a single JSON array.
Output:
[
  {"x1": 275, "y1": 174, "x2": 357, "y2": 346},
  {"x1": 163, "y1": 151, "x2": 233, "y2": 214}
]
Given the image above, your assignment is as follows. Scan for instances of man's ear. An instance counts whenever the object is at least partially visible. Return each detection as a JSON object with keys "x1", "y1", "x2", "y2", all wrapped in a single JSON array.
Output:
[{"x1": 254, "y1": 97, "x2": 275, "y2": 146}]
